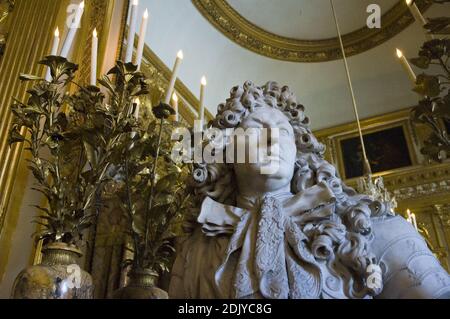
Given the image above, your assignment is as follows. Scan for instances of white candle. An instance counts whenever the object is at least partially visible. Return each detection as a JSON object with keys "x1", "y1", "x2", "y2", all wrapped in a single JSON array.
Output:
[
  {"x1": 50, "y1": 28, "x2": 60, "y2": 56},
  {"x1": 411, "y1": 213, "x2": 418, "y2": 231},
  {"x1": 45, "y1": 27, "x2": 60, "y2": 81},
  {"x1": 133, "y1": 98, "x2": 140, "y2": 120},
  {"x1": 396, "y1": 49, "x2": 417, "y2": 84},
  {"x1": 60, "y1": 1, "x2": 85, "y2": 58},
  {"x1": 164, "y1": 50, "x2": 184, "y2": 104},
  {"x1": 172, "y1": 93, "x2": 179, "y2": 122},
  {"x1": 406, "y1": 209, "x2": 418, "y2": 230},
  {"x1": 406, "y1": 0, "x2": 434, "y2": 40},
  {"x1": 91, "y1": 28, "x2": 98, "y2": 86},
  {"x1": 125, "y1": 0, "x2": 139, "y2": 63},
  {"x1": 199, "y1": 76, "x2": 207, "y2": 130},
  {"x1": 135, "y1": 9, "x2": 149, "y2": 69},
  {"x1": 129, "y1": 98, "x2": 140, "y2": 142}
]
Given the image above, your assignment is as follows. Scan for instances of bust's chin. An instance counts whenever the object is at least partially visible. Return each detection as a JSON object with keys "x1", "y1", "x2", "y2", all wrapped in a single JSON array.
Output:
[
  {"x1": 234, "y1": 161, "x2": 294, "y2": 195},
  {"x1": 258, "y1": 176, "x2": 293, "y2": 194}
]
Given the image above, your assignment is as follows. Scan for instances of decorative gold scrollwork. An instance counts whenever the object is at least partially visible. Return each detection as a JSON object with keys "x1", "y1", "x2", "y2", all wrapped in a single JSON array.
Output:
[{"x1": 192, "y1": 0, "x2": 432, "y2": 63}]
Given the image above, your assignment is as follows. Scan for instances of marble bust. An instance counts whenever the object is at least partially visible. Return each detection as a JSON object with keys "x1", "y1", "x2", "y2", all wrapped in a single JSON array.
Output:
[{"x1": 169, "y1": 81, "x2": 450, "y2": 299}]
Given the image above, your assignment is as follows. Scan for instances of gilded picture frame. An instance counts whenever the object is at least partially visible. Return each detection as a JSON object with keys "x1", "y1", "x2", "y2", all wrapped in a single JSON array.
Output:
[{"x1": 334, "y1": 118, "x2": 419, "y2": 181}]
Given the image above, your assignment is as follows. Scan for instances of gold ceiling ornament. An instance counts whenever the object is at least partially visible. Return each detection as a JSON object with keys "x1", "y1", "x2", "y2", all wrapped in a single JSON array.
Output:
[{"x1": 192, "y1": 0, "x2": 432, "y2": 63}]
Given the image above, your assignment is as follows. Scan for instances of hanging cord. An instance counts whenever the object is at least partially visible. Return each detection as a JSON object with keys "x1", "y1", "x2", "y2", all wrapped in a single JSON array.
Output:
[{"x1": 330, "y1": 0, "x2": 372, "y2": 176}]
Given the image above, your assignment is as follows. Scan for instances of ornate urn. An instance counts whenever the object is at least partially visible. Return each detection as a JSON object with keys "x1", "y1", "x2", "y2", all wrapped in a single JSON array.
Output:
[
  {"x1": 11, "y1": 242, "x2": 94, "y2": 299},
  {"x1": 113, "y1": 268, "x2": 168, "y2": 299}
]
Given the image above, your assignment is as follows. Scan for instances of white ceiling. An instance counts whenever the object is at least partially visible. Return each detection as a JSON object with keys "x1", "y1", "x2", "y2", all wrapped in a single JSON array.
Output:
[
  {"x1": 227, "y1": 0, "x2": 398, "y2": 40},
  {"x1": 136, "y1": 0, "x2": 449, "y2": 130}
]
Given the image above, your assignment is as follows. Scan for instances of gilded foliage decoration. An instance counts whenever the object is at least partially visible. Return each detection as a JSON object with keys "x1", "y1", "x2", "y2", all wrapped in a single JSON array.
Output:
[
  {"x1": 9, "y1": 56, "x2": 191, "y2": 274},
  {"x1": 409, "y1": 0, "x2": 450, "y2": 161}
]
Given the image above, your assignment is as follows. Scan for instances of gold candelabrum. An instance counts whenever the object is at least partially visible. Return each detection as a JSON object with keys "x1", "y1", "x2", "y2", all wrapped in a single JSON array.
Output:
[{"x1": 8, "y1": 55, "x2": 192, "y2": 298}]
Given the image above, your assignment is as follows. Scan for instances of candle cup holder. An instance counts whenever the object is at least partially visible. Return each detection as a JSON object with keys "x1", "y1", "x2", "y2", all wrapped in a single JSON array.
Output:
[{"x1": 153, "y1": 102, "x2": 176, "y2": 120}]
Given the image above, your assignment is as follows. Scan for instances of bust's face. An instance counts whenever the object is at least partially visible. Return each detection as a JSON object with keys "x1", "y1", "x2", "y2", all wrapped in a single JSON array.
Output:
[{"x1": 233, "y1": 106, "x2": 297, "y2": 194}]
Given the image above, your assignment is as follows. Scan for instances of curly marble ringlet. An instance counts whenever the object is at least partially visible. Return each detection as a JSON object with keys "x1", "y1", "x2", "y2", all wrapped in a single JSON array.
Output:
[{"x1": 169, "y1": 81, "x2": 450, "y2": 299}]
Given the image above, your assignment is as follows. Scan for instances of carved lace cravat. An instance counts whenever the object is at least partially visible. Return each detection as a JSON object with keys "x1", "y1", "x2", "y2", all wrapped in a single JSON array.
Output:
[
  {"x1": 254, "y1": 196, "x2": 288, "y2": 299},
  {"x1": 197, "y1": 183, "x2": 336, "y2": 299}
]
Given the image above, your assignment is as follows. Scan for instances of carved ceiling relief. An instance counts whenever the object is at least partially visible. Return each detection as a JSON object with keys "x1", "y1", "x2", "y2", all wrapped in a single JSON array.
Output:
[
  {"x1": 0, "y1": 0, "x2": 14, "y2": 60},
  {"x1": 192, "y1": 0, "x2": 432, "y2": 63}
]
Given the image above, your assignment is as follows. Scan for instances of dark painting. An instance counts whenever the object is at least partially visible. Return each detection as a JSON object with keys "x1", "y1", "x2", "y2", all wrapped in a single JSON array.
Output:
[{"x1": 340, "y1": 126, "x2": 412, "y2": 179}]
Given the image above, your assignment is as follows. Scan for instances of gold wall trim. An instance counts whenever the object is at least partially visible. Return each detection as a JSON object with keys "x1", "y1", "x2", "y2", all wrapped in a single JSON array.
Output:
[
  {"x1": 384, "y1": 162, "x2": 450, "y2": 203},
  {"x1": 192, "y1": 0, "x2": 432, "y2": 63}
]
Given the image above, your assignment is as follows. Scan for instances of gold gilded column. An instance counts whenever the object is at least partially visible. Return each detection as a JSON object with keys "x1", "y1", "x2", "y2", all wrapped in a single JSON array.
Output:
[{"x1": 0, "y1": 0, "x2": 69, "y2": 282}]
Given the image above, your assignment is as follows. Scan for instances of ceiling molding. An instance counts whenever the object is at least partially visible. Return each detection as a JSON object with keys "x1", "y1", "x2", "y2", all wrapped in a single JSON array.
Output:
[{"x1": 192, "y1": 0, "x2": 432, "y2": 63}]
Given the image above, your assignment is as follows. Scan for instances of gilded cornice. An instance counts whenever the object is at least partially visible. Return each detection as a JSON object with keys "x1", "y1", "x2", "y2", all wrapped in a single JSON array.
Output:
[
  {"x1": 385, "y1": 162, "x2": 450, "y2": 203},
  {"x1": 192, "y1": 0, "x2": 432, "y2": 63}
]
